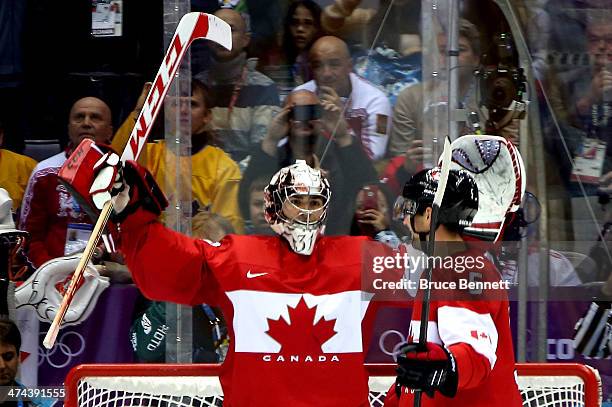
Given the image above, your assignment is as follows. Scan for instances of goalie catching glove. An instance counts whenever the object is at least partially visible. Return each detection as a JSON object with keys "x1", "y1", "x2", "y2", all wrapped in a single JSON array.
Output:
[
  {"x1": 395, "y1": 342, "x2": 459, "y2": 399},
  {"x1": 58, "y1": 139, "x2": 168, "y2": 222},
  {"x1": 90, "y1": 152, "x2": 168, "y2": 222}
]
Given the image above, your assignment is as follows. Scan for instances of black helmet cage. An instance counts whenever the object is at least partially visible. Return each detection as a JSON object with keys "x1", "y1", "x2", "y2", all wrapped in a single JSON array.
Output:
[{"x1": 395, "y1": 168, "x2": 479, "y2": 231}]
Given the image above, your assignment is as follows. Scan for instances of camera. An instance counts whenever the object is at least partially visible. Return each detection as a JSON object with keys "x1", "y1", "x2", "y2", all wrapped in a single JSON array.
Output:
[
  {"x1": 289, "y1": 104, "x2": 322, "y2": 122},
  {"x1": 476, "y1": 33, "x2": 527, "y2": 126}
]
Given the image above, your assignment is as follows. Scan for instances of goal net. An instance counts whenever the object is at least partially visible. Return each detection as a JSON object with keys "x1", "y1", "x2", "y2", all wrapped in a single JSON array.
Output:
[{"x1": 64, "y1": 363, "x2": 602, "y2": 407}]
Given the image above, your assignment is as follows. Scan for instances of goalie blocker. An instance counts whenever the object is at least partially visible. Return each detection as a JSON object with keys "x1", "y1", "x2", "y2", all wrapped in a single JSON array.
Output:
[{"x1": 58, "y1": 139, "x2": 168, "y2": 223}]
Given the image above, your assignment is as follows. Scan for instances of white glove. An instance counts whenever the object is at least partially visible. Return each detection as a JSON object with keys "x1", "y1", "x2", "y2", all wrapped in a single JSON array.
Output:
[
  {"x1": 15, "y1": 255, "x2": 110, "y2": 327},
  {"x1": 89, "y1": 152, "x2": 130, "y2": 214}
]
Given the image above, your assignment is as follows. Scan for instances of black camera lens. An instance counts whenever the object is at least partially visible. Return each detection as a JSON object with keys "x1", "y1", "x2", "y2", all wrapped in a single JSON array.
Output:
[{"x1": 486, "y1": 75, "x2": 517, "y2": 108}]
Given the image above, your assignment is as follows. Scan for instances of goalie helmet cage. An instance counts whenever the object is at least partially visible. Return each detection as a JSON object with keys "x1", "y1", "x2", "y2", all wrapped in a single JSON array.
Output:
[{"x1": 64, "y1": 362, "x2": 603, "y2": 407}]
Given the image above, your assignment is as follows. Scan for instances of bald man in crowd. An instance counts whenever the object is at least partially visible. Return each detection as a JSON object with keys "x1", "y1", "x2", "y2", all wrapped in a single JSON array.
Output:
[
  {"x1": 20, "y1": 97, "x2": 121, "y2": 267},
  {"x1": 195, "y1": 8, "x2": 280, "y2": 171},
  {"x1": 239, "y1": 89, "x2": 378, "y2": 234},
  {"x1": 294, "y1": 35, "x2": 391, "y2": 160}
]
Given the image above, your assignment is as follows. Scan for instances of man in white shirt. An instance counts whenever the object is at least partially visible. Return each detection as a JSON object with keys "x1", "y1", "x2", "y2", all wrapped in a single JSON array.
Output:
[{"x1": 294, "y1": 35, "x2": 391, "y2": 160}]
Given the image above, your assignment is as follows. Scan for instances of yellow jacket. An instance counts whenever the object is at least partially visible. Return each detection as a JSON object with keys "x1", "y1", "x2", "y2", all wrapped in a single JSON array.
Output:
[
  {"x1": 114, "y1": 112, "x2": 244, "y2": 233},
  {"x1": 0, "y1": 149, "x2": 37, "y2": 212}
]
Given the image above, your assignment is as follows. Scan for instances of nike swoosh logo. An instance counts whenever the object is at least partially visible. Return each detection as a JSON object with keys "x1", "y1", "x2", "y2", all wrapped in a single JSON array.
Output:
[{"x1": 246, "y1": 270, "x2": 268, "y2": 279}]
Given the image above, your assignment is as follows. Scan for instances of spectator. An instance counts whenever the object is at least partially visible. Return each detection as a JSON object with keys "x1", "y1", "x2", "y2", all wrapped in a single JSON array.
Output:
[
  {"x1": 0, "y1": 319, "x2": 53, "y2": 406},
  {"x1": 554, "y1": 11, "x2": 612, "y2": 191},
  {"x1": 387, "y1": 18, "x2": 482, "y2": 159},
  {"x1": 543, "y1": 10, "x2": 612, "y2": 242},
  {"x1": 260, "y1": 0, "x2": 324, "y2": 103},
  {"x1": 350, "y1": 182, "x2": 402, "y2": 248},
  {"x1": 295, "y1": 35, "x2": 392, "y2": 160},
  {"x1": 114, "y1": 79, "x2": 243, "y2": 233},
  {"x1": 195, "y1": 8, "x2": 280, "y2": 170},
  {"x1": 280, "y1": 1, "x2": 323, "y2": 91},
  {"x1": 241, "y1": 175, "x2": 275, "y2": 235},
  {"x1": 19, "y1": 97, "x2": 119, "y2": 268},
  {"x1": 239, "y1": 89, "x2": 378, "y2": 235},
  {"x1": 0, "y1": 119, "x2": 36, "y2": 217}
]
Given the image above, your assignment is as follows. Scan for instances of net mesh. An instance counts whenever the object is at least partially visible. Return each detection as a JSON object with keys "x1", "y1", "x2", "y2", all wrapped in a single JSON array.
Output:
[
  {"x1": 73, "y1": 371, "x2": 596, "y2": 407},
  {"x1": 518, "y1": 376, "x2": 586, "y2": 407},
  {"x1": 75, "y1": 375, "x2": 391, "y2": 407}
]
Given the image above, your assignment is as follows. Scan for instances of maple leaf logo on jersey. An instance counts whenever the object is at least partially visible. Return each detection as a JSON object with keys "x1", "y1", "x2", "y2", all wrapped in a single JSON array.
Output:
[{"x1": 266, "y1": 297, "x2": 337, "y2": 354}]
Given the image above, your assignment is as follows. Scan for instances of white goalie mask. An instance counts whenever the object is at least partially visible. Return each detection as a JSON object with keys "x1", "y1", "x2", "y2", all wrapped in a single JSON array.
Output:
[
  {"x1": 444, "y1": 135, "x2": 525, "y2": 241},
  {"x1": 264, "y1": 160, "x2": 331, "y2": 255}
]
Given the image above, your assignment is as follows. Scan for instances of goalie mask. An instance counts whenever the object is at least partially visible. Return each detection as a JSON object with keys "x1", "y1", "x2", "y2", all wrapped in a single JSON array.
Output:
[
  {"x1": 394, "y1": 168, "x2": 478, "y2": 239},
  {"x1": 264, "y1": 160, "x2": 331, "y2": 255},
  {"x1": 447, "y1": 135, "x2": 525, "y2": 241}
]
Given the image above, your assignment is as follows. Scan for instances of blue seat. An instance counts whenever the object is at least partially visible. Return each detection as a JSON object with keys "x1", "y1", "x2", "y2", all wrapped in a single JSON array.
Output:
[{"x1": 23, "y1": 139, "x2": 61, "y2": 162}]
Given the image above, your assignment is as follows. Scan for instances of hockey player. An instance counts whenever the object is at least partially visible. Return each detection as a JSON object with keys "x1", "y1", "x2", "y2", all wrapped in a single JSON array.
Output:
[
  {"x1": 387, "y1": 168, "x2": 522, "y2": 406},
  {"x1": 82, "y1": 158, "x2": 396, "y2": 406}
]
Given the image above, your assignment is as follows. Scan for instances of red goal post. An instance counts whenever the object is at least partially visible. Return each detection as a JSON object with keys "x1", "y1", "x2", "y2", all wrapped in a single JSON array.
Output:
[{"x1": 64, "y1": 362, "x2": 602, "y2": 407}]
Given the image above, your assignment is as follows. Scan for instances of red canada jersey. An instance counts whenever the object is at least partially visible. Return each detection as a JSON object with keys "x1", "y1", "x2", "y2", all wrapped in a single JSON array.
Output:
[
  {"x1": 121, "y1": 210, "x2": 387, "y2": 407},
  {"x1": 392, "y1": 248, "x2": 522, "y2": 407}
]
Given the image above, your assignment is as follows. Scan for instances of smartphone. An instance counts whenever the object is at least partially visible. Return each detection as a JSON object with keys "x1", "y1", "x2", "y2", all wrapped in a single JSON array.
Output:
[{"x1": 360, "y1": 185, "x2": 379, "y2": 211}]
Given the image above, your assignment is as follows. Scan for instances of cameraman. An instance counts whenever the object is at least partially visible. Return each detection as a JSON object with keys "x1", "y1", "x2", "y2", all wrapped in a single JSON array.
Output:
[
  {"x1": 239, "y1": 89, "x2": 378, "y2": 235},
  {"x1": 387, "y1": 19, "x2": 483, "y2": 160},
  {"x1": 383, "y1": 20, "x2": 525, "y2": 195}
]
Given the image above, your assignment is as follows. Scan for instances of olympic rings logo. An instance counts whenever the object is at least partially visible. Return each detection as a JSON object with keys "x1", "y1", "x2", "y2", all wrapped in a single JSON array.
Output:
[
  {"x1": 38, "y1": 331, "x2": 86, "y2": 369},
  {"x1": 378, "y1": 329, "x2": 408, "y2": 361}
]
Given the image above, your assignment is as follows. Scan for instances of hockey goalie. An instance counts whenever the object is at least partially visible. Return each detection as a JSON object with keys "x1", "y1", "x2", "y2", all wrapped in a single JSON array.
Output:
[{"x1": 68, "y1": 155, "x2": 404, "y2": 407}]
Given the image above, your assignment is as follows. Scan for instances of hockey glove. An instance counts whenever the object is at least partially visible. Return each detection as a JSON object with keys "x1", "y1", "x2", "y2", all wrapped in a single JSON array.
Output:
[
  {"x1": 395, "y1": 342, "x2": 458, "y2": 399},
  {"x1": 90, "y1": 153, "x2": 168, "y2": 222}
]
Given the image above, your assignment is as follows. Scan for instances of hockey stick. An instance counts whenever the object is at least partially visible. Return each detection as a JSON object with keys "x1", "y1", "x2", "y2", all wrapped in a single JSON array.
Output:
[
  {"x1": 414, "y1": 136, "x2": 452, "y2": 407},
  {"x1": 43, "y1": 12, "x2": 232, "y2": 349}
]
